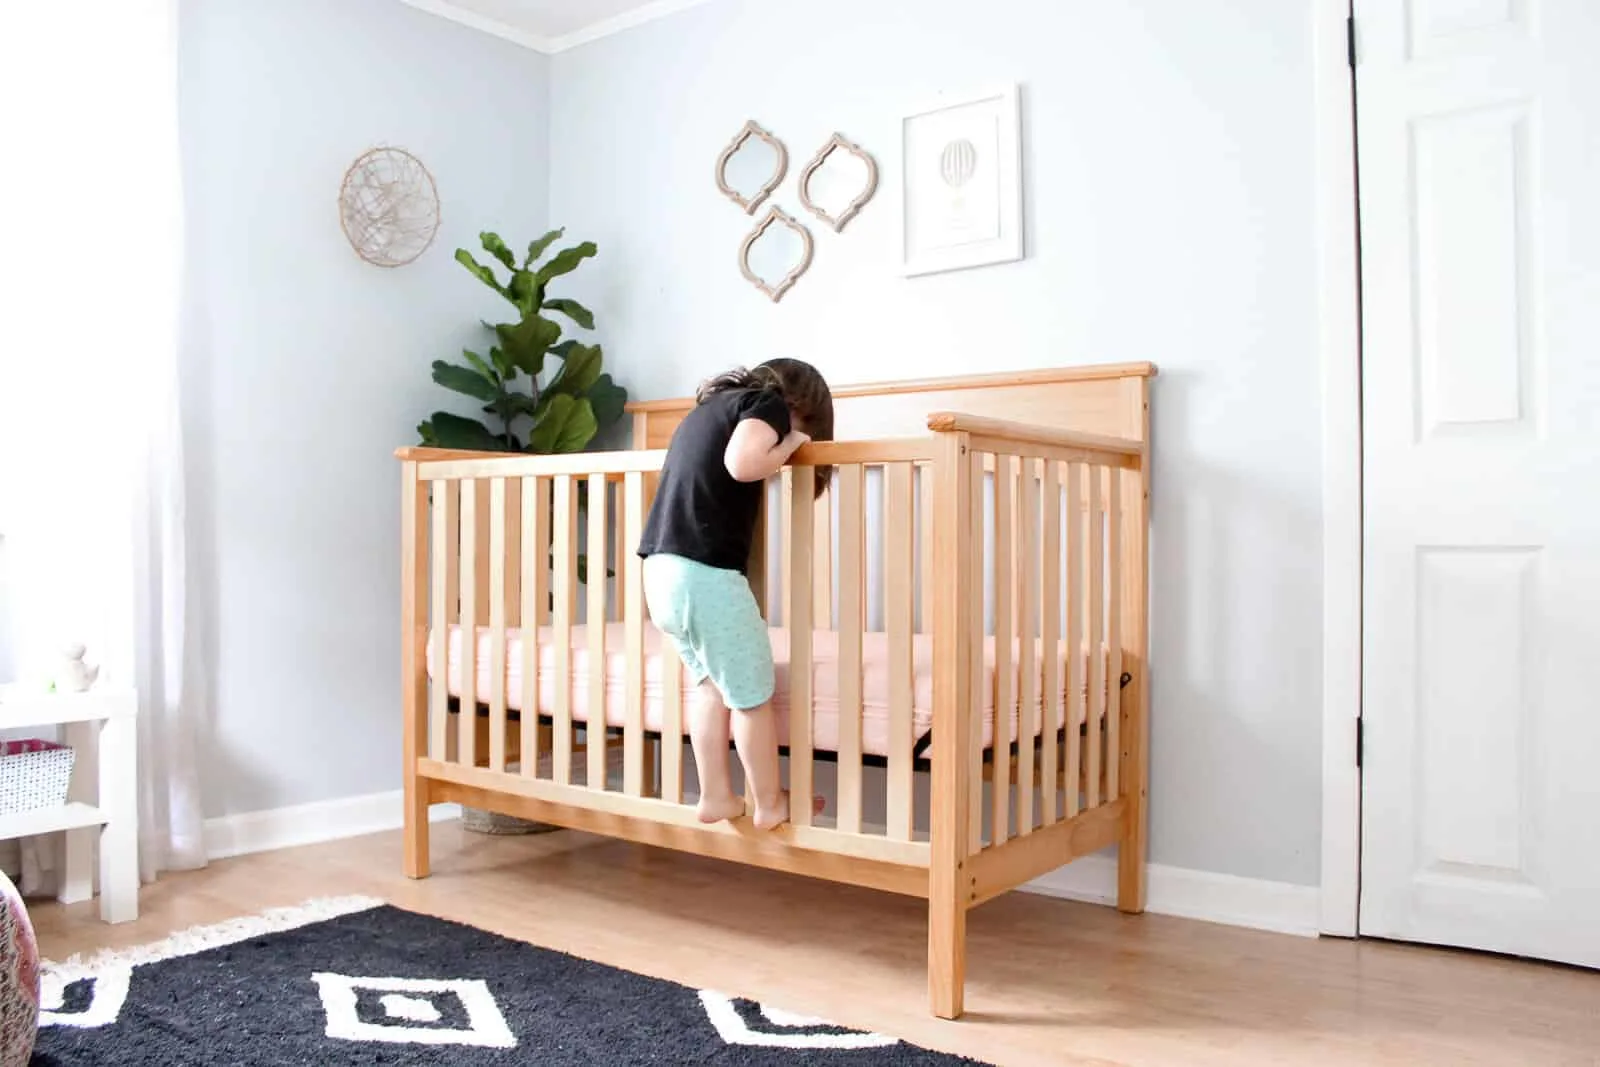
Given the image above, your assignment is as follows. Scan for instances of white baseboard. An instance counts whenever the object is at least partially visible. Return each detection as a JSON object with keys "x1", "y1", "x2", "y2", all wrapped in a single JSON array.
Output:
[
  {"x1": 203, "y1": 790, "x2": 1319, "y2": 938},
  {"x1": 1021, "y1": 855, "x2": 1322, "y2": 937},
  {"x1": 204, "y1": 791, "x2": 460, "y2": 861}
]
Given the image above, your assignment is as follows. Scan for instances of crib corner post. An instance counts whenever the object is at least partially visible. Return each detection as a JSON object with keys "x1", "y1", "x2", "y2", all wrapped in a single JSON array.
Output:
[
  {"x1": 1117, "y1": 426, "x2": 1152, "y2": 914},
  {"x1": 928, "y1": 430, "x2": 973, "y2": 1019},
  {"x1": 401, "y1": 460, "x2": 433, "y2": 880}
]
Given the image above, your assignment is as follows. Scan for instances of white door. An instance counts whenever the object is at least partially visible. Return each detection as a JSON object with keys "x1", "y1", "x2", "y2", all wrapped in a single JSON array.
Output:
[{"x1": 1357, "y1": 0, "x2": 1600, "y2": 967}]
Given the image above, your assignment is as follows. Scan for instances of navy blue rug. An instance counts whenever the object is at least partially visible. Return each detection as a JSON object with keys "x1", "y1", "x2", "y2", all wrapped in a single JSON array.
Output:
[{"x1": 32, "y1": 897, "x2": 984, "y2": 1065}]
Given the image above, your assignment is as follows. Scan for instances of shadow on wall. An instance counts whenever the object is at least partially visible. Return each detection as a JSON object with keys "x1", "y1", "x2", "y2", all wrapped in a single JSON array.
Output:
[{"x1": 1145, "y1": 367, "x2": 1322, "y2": 880}]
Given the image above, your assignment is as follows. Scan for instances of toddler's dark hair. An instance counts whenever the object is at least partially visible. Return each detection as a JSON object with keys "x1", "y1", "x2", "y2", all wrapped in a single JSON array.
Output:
[{"x1": 697, "y1": 358, "x2": 834, "y2": 497}]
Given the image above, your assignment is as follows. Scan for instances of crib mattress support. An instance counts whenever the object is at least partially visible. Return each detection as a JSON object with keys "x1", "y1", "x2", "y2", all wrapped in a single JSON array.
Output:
[{"x1": 427, "y1": 777, "x2": 929, "y2": 899}]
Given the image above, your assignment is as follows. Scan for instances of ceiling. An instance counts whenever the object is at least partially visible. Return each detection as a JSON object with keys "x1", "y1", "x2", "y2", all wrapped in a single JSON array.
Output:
[{"x1": 399, "y1": 0, "x2": 714, "y2": 53}]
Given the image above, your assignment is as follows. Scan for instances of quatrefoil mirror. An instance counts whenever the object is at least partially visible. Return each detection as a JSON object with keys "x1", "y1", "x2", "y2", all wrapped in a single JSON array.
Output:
[
  {"x1": 797, "y1": 133, "x2": 879, "y2": 233},
  {"x1": 715, "y1": 120, "x2": 788, "y2": 215},
  {"x1": 739, "y1": 207, "x2": 813, "y2": 303}
]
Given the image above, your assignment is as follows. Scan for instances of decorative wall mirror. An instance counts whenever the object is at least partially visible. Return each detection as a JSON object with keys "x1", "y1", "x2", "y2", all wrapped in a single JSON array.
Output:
[
  {"x1": 797, "y1": 133, "x2": 879, "y2": 233},
  {"x1": 715, "y1": 120, "x2": 788, "y2": 215},
  {"x1": 738, "y1": 207, "x2": 813, "y2": 302}
]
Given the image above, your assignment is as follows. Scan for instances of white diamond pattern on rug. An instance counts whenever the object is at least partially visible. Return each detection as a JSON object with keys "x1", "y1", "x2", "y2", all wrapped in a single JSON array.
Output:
[
  {"x1": 312, "y1": 973, "x2": 516, "y2": 1048},
  {"x1": 698, "y1": 990, "x2": 901, "y2": 1050},
  {"x1": 39, "y1": 967, "x2": 131, "y2": 1029}
]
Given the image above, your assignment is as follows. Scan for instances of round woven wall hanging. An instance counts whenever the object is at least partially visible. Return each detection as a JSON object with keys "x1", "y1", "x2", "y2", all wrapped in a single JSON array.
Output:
[{"x1": 338, "y1": 146, "x2": 440, "y2": 267}]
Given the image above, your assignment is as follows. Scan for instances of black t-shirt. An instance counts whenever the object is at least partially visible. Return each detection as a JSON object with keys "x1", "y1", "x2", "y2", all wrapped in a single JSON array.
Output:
[{"x1": 637, "y1": 387, "x2": 791, "y2": 572}]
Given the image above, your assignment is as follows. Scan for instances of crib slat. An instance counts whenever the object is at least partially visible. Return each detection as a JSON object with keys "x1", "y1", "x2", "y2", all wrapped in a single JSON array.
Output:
[
  {"x1": 553, "y1": 474, "x2": 576, "y2": 785},
  {"x1": 588, "y1": 473, "x2": 609, "y2": 792},
  {"x1": 520, "y1": 476, "x2": 549, "y2": 777},
  {"x1": 624, "y1": 472, "x2": 646, "y2": 796},
  {"x1": 1017, "y1": 459, "x2": 1039, "y2": 836},
  {"x1": 885, "y1": 463, "x2": 915, "y2": 841},
  {"x1": 968, "y1": 449, "x2": 986, "y2": 854},
  {"x1": 458, "y1": 480, "x2": 479, "y2": 768},
  {"x1": 920, "y1": 463, "x2": 935, "y2": 633},
  {"x1": 1107, "y1": 468, "x2": 1123, "y2": 800},
  {"x1": 814, "y1": 477, "x2": 833, "y2": 628},
  {"x1": 488, "y1": 478, "x2": 509, "y2": 773},
  {"x1": 1065, "y1": 463, "x2": 1083, "y2": 816},
  {"x1": 662, "y1": 638, "x2": 684, "y2": 804},
  {"x1": 474, "y1": 480, "x2": 491, "y2": 626},
  {"x1": 837, "y1": 464, "x2": 865, "y2": 834},
  {"x1": 780, "y1": 469, "x2": 794, "y2": 627},
  {"x1": 1040, "y1": 461, "x2": 1062, "y2": 825},
  {"x1": 1087, "y1": 465, "x2": 1105, "y2": 809},
  {"x1": 788, "y1": 467, "x2": 816, "y2": 829},
  {"x1": 429, "y1": 480, "x2": 454, "y2": 762},
  {"x1": 991, "y1": 456, "x2": 1013, "y2": 846},
  {"x1": 505, "y1": 478, "x2": 522, "y2": 630}
]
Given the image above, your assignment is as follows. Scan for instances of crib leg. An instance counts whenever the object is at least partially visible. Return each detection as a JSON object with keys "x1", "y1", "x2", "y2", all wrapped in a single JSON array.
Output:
[
  {"x1": 1116, "y1": 657, "x2": 1148, "y2": 913},
  {"x1": 929, "y1": 866, "x2": 968, "y2": 1019},
  {"x1": 403, "y1": 766, "x2": 431, "y2": 880}
]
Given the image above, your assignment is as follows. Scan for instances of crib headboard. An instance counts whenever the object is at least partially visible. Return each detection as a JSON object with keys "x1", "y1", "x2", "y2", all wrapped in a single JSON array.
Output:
[{"x1": 626, "y1": 362, "x2": 1156, "y2": 451}]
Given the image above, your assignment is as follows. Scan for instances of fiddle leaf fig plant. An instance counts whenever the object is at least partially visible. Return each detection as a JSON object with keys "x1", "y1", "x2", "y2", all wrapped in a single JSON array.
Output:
[{"x1": 417, "y1": 228, "x2": 627, "y2": 454}]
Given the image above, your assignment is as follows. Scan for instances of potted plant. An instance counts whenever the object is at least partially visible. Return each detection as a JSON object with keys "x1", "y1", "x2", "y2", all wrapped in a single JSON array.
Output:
[
  {"x1": 421, "y1": 229, "x2": 628, "y2": 834},
  {"x1": 419, "y1": 228, "x2": 626, "y2": 453}
]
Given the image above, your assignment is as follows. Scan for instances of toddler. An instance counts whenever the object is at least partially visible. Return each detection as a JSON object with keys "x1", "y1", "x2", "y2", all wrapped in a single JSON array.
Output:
[{"x1": 638, "y1": 358, "x2": 834, "y2": 828}]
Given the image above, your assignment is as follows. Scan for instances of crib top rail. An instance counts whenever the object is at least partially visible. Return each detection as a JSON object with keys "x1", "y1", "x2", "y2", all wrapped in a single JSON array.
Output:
[
  {"x1": 394, "y1": 436, "x2": 942, "y2": 481},
  {"x1": 924, "y1": 412, "x2": 1144, "y2": 469}
]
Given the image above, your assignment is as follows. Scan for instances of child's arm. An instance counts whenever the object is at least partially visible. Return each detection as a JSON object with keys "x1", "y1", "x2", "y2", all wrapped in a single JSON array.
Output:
[{"x1": 724, "y1": 418, "x2": 810, "y2": 483}]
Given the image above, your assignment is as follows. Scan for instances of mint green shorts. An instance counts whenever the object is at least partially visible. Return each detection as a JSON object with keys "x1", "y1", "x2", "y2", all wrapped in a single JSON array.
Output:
[{"x1": 642, "y1": 553, "x2": 774, "y2": 711}]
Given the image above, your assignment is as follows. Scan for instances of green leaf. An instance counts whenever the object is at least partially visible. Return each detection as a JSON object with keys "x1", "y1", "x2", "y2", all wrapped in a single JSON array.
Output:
[
  {"x1": 418, "y1": 420, "x2": 438, "y2": 446},
  {"x1": 542, "y1": 297, "x2": 594, "y2": 330},
  {"x1": 454, "y1": 249, "x2": 505, "y2": 294},
  {"x1": 422, "y1": 412, "x2": 510, "y2": 451},
  {"x1": 547, "y1": 343, "x2": 602, "y2": 396},
  {"x1": 587, "y1": 373, "x2": 628, "y2": 430},
  {"x1": 496, "y1": 316, "x2": 562, "y2": 378},
  {"x1": 535, "y1": 241, "x2": 597, "y2": 284},
  {"x1": 487, "y1": 391, "x2": 540, "y2": 419},
  {"x1": 507, "y1": 270, "x2": 545, "y2": 316},
  {"x1": 480, "y1": 232, "x2": 516, "y2": 270},
  {"x1": 489, "y1": 346, "x2": 515, "y2": 380},
  {"x1": 523, "y1": 228, "x2": 564, "y2": 268},
  {"x1": 548, "y1": 339, "x2": 581, "y2": 361},
  {"x1": 528, "y1": 394, "x2": 598, "y2": 454},
  {"x1": 460, "y1": 349, "x2": 497, "y2": 382},
  {"x1": 431, "y1": 359, "x2": 499, "y2": 402}
]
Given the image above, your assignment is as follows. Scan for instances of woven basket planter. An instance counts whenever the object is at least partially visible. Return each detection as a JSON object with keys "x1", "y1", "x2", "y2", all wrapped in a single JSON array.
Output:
[{"x1": 460, "y1": 745, "x2": 628, "y2": 835}]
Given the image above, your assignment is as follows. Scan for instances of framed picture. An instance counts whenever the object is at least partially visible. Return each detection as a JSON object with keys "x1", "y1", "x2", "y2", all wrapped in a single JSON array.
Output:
[{"x1": 899, "y1": 84, "x2": 1023, "y2": 277}]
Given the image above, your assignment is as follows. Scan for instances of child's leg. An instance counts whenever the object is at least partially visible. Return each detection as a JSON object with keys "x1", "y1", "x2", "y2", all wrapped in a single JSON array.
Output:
[
  {"x1": 690, "y1": 682, "x2": 744, "y2": 823},
  {"x1": 730, "y1": 701, "x2": 785, "y2": 829},
  {"x1": 731, "y1": 702, "x2": 826, "y2": 830}
]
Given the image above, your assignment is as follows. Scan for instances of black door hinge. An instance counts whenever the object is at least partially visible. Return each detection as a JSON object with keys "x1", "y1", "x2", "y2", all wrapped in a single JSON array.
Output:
[
  {"x1": 1356, "y1": 716, "x2": 1364, "y2": 768},
  {"x1": 1347, "y1": 16, "x2": 1357, "y2": 68}
]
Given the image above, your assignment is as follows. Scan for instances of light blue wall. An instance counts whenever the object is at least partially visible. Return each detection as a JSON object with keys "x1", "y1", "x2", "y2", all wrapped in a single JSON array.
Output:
[
  {"x1": 179, "y1": 0, "x2": 550, "y2": 818},
  {"x1": 548, "y1": 0, "x2": 1324, "y2": 886}
]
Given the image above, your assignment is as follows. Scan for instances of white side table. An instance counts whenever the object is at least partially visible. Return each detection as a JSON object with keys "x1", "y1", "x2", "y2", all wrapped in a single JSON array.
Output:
[{"x1": 0, "y1": 687, "x2": 138, "y2": 923}]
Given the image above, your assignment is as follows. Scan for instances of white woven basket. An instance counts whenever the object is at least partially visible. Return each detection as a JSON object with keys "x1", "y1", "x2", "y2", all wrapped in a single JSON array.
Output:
[
  {"x1": 460, "y1": 745, "x2": 628, "y2": 835},
  {"x1": 0, "y1": 739, "x2": 75, "y2": 815}
]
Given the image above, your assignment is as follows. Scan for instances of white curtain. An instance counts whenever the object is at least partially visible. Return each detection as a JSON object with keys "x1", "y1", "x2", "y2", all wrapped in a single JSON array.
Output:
[{"x1": 0, "y1": 0, "x2": 206, "y2": 885}]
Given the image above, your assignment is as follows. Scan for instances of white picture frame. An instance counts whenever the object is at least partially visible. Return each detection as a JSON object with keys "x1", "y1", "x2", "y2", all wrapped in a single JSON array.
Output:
[{"x1": 899, "y1": 84, "x2": 1023, "y2": 277}]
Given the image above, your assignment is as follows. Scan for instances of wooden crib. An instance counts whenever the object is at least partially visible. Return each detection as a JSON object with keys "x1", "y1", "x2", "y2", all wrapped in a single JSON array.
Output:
[{"x1": 395, "y1": 362, "x2": 1154, "y2": 1019}]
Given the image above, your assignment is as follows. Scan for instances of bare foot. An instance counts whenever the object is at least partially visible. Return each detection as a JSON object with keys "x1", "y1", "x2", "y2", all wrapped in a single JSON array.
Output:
[
  {"x1": 752, "y1": 792, "x2": 826, "y2": 831},
  {"x1": 696, "y1": 793, "x2": 745, "y2": 824}
]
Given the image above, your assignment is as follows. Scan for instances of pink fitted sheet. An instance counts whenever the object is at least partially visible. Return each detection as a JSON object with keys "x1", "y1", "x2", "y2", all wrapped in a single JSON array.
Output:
[{"x1": 430, "y1": 624, "x2": 1111, "y2": 759}]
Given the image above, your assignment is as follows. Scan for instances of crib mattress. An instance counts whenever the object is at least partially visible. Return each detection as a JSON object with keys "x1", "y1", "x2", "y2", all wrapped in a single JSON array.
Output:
[{"x1": 431, "y1": 623, "x2": 1112, "y2": 759}]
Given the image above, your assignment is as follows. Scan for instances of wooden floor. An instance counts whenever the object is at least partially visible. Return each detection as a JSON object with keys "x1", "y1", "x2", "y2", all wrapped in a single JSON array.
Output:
[{"x1": 30, "y1": 823, "x2": 1600, "y2": 1067}]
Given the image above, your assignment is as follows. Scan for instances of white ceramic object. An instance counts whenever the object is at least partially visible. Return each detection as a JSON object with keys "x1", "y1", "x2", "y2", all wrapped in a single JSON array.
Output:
[{"x1": 54, "y1": 645, "x2": 98, "y2": 693}]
